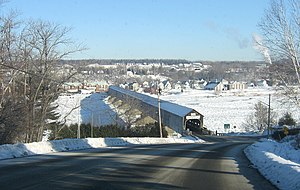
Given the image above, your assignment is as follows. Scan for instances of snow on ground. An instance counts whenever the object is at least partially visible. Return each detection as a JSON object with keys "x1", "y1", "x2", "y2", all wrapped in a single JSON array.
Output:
[
  {"x1": 52, "y1": 87, "x2": 300, "y2": 134},
  {"x1": 244, "y1": 136, "x2": 300, "y2": 190},
  {"x1": 160, "y1": 88, "x2": 300, "y2": 133},
  {"x1": 52, "y1": 93, "x2": 123, "y2": 126},
  {"x1": 0, "y1": 136, "x2": 204, "y2": 160}
]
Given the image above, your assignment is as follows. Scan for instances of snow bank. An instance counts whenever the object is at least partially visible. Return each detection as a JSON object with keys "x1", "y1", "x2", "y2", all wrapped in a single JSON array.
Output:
[
  {"x1": 244, "y1": 138, "x2": 300, "y2": 190},
  {"x1": 0, "y1": 137, "x2": 204, "y2": 160}
]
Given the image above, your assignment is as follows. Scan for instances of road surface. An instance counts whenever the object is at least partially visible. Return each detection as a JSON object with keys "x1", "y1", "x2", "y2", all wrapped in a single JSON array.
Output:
[{"x1": 0, "y1": 136, "x2": 277, "y2": 190}]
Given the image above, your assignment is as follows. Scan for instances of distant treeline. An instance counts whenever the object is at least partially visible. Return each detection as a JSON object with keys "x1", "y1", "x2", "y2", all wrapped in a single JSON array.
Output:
[{"x1": 60, "y1": 59, "x2": 193, "y2": 66}]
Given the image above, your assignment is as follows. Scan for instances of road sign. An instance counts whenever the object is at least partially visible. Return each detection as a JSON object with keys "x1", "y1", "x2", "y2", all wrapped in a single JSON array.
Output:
[
  {"x1": 224, "y1": 124, "x2": 230, "y2": 129},
  {"x1": 283, "y1": 126, "x2": 289, "y2": 135}
]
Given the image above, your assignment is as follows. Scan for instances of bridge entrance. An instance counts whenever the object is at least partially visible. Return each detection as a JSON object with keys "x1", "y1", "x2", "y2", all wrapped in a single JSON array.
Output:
[
  {"x1": 184, "y1": 112, "x2": 203, "y2": 133},
  {"x1": 185, "y1": 119, "x2": 202, "y2": 132}
]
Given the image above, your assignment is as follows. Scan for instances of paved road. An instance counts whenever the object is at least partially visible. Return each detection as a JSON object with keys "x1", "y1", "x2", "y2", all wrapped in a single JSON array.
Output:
[{"x1": 0, "y1": 136, "x2": 277, "y2": 190}]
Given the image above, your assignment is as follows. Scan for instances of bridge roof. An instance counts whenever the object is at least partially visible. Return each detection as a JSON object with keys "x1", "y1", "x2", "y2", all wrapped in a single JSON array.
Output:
[{"x1": 109, "y1": 86, "x2": 200, "y2": 117}]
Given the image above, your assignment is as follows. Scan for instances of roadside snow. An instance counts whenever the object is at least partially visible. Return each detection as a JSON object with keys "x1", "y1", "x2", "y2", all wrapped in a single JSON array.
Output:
[
  {"x1": 0, "y1": 136, "x2": 204, "y2": 160},
  {"x1": 244, "y1": 137, "x2": 300, "y2": 190}
]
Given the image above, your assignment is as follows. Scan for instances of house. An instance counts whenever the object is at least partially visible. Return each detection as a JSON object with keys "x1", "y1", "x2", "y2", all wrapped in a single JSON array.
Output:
[
  {"x1": 95, "y1": 80, "x2": 109, "y2": 92},
  {"x1": 62, "y1": 82, "x2": 83, "y2": 93},
  {"x1": 173, "y1": 81, "x2": 182, "y2": 91},
  {"x1": 229, "y1": 81, "x2": 247, "y2": 90},
  {"x1": 62, "y1": 80, "x2": 109, "y2": 93},
  {"x1": 182, "y1": 81, "x2": 191, "y2": 89},
  {"x1": 119, "y1": 83, "x2": 128, "y2": 89},
  {"x1": 192, "y1": 79, "x2": 207, "y2": 89},
  {"x1": 158, "y1": 80, "x2": 172, "y2": 92},
  {"x1": 142, "y1": 81, "x2": 150, "y2": 88},
  {"x1": 257, "y1": 80, "x2": 269, "y2": 87},
  {"x1": 204, "y1": 81, "x2": 223, "y2": 92},
  {"x1": 128, "y1": 82, "x2": 140, "y2": 91},
  {"x1": 84, "y1": 80, "x2": 109, "y2": 92},
  {"x1": 221, "y1": 79, "x2": 229, "y2": 90}
]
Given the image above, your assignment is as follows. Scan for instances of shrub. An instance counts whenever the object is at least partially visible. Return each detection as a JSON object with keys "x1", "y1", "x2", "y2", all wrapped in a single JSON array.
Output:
[
  {"x1": 49, "y1": 122, "x2": 168, "y2": 139},
  {"x1": 129, "y1": 122, "x2": 168, "y2": 137},
  {"x1": 278, "y1": 112, "x2": 296, "y2": 126}
]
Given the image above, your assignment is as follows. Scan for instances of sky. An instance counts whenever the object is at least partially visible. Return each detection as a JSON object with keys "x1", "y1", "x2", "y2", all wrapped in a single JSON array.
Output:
[{"x1": 1, "y1": 0, "x2": 270, "y2": 61}]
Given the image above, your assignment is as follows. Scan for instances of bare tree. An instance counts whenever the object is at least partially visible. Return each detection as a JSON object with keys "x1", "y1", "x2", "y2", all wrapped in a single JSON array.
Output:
[
  {"x1": 0, "y1": 11, "x2": 85, "y2": 143},
  {"x1": 243, "y1": 102, "x2": 277, "y2": 132},
  {"x1": 0, "y1": 11, "x2": 30, "y2": 144},
  {"x1": 258, "y1": 0, "x2": 300, "y2": 106},
  {"x1": 22, "y1": 20, "x2": 84, "y2": 142},
  {"x1": 0, "y1": 12, "x2": 24, "y2": 105}
]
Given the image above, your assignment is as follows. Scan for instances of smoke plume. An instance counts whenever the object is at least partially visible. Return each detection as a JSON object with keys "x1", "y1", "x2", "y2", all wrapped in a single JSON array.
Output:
[{"x1": 253, "y1": 33, "x2": 272, "y2": 64}]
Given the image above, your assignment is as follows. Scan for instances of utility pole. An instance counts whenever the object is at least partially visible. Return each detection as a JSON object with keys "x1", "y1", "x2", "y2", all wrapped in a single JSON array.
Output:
[
  {"x1": 267, "y1": 94, "x2": 271, "y2": 139},
  {"x1": 91, "y1": 112, "x2": 94, "y2": 138},
  {"x1": 77, "y1": 112, "x2": 80, "y2": 139},
  {"x1": 77, "y1": 98, "x2": 81, "y2": 139},
  {"x1": 158, "y1": 88, "x2": 163, "y2": 138}
]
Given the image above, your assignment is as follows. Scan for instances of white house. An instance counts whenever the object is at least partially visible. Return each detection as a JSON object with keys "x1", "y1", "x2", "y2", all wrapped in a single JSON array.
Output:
[
  {"x1": 142, "y1": 81, "x2": 150, "y2": 88},
  {"x1": 173, "y1": 81, "x2": 182, "y2": 91},
  {"x1": 182, "y1": 81, "x2": 191, "y2": 89},
  {"x1": 158, "y1": 80, "x2": 172, "y2": 91},
  {"x1": 229, "y1": 81, "x2": 247, "y2": 90},
  {"x1": 192, "y1": 79, "x2": 207, "y2": 89},
  {"x1": 257, "y1": 80, "x2": 269, "y2": 87},
  {"x1": 128, "y1": 82, "x2": 140, "y2": 91}
]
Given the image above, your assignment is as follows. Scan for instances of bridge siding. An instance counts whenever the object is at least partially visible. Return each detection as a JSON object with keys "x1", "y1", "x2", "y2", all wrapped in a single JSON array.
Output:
[{"x1": 108, "y1": 86, "x2": 203, "y2": 135}]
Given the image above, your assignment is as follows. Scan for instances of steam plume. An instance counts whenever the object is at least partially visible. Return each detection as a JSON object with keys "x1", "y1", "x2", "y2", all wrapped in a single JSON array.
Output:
[{"x1": 253, "y1": 33, "x2": 272, "y2": 64}]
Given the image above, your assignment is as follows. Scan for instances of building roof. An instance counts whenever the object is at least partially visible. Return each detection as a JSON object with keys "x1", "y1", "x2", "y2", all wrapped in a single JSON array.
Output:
[
  {"x1": 205, "y1": 82, "x2": 220, "y2": 89},
  {"x1": 109, "y1": 86, "x2": 198, "y2": 117}
]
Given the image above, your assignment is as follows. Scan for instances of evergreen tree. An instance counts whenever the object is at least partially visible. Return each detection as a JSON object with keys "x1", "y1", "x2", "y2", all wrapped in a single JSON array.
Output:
[{"x1": 278, "y1": 112, "x2": 296, "y2": 126}]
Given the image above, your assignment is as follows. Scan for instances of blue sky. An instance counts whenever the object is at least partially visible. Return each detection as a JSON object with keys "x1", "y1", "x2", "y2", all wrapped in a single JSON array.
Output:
[{"x1": 2, "y1": 0, "x2": 270, "y2": 61}]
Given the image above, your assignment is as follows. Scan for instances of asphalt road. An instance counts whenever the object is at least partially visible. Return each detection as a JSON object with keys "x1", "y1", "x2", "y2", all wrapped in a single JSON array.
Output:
[{"x1": 0, "y1": 136, "x2": 277, "y2": 190}]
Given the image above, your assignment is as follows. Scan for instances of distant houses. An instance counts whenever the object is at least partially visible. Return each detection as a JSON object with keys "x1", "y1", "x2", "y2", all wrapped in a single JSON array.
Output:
[
  {"x1": 62, "y1": 80, "x2": 109, "y2": 93},
  {"x1": 116, "y1": 79, "x2": 251, "y2": 94},
  {"x1": 61, "y1": 78, "x2": 269, "y2": 95},
  {"x1": 62, "y1": 82, "x2": 83, "y2": 93},
  {"x1": 204, "y1": 80, "x2": 247, "y2": 93}
]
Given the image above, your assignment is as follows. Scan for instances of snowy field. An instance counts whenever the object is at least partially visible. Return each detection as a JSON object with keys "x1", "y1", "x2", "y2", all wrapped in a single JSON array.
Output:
[
  {"x1": 53, "y1": 87, "x2": 300, "y2": 134},
  {"x1": 52, "y1": 93, "x2": 124, "y2": 127},
  {"x1": 160, "y1": 88, "x2": 300, "y2": 133}
]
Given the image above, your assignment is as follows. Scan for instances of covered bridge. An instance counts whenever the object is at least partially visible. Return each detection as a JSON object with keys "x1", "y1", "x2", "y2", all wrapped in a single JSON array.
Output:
[{"x1": 108, "y1": 86, "x2": 204, "y2": 135}]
